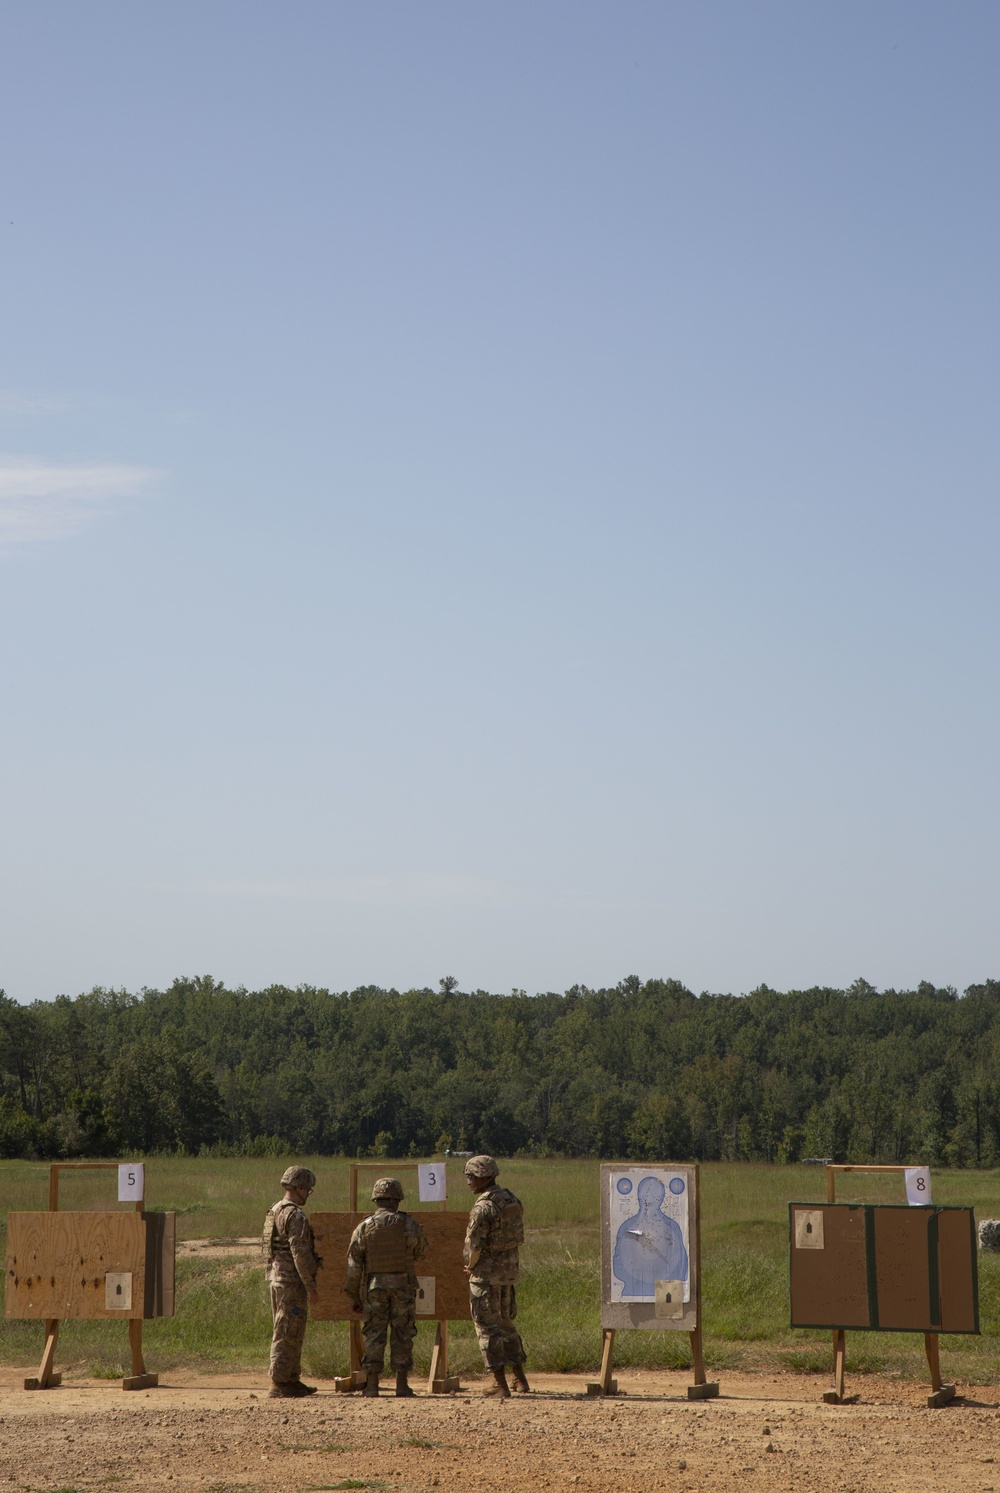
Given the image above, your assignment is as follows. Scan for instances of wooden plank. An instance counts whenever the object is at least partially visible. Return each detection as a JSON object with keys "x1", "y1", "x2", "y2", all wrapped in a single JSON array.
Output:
[
  {"x1": 6, "y1": 1213, "x2": 146, "y2": 1320},
  {"x1": 142, "y1": 1212, "x2": 176, "y2": 1319},
  {"x1": 311, "y1": 1211, "x2": 470, "y2": 1322},
  {"x1": 873, "y1": 1207, "x2": 932, "y2": 1329},
  {"x1": 789, "y1": 1204, "x2": 870, "y2": 1328},
  {"x1": 936, "y1": 1208, "x2": 977, "y2": 1333}
]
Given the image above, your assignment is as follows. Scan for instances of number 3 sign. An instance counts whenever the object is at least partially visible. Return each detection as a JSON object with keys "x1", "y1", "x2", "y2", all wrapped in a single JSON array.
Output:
[{"x1": 418, "y1": 1164, "x2": 447, "y2": 1202}]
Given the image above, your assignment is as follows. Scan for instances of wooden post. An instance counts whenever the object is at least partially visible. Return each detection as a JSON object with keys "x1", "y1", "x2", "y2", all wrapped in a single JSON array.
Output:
[
  {"x1": 687, "y1": 1164, "x2": 718, "y2": 1400},
  {"x1": 123, "y1": 1318, "x2": 157, "y2": 1391},
  {"x1": 587, "y1": 1327, "x2": 617, "y2": 1395},
  {"x1": 24, "y1": 1321, "x2": 61, "y2": 1391},
  {"x1": 924, "y1": 1332, "x2": 956, "y2": 1408}
]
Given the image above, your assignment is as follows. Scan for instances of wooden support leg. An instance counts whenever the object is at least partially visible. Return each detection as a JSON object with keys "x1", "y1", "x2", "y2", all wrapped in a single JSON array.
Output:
[
  {"x1": 335, "y1": 1317, "x2": 368, "y2": 1392},
  {"x1": 587, "y1": 1328, "x2": 618, "y2": 1396},
  {"x1": 429, "y1": 1320, "x2": 460, "y2": 1394},
  {"x1": 924, "y1": 1332, "x2": 956, "y2": 1408},
  {"x1": 686, "y1": 1325, "x2": 719, "y2": 1400},
  {"x1": 123, "y1": 1318, "x2": 158, "y2": 1390},
  {"x1": 822, "y1": 1329, "x2": 858, "y2": 1404},
  {"x1": 24, "y1": 1319, "x2": 62, "y2": 1390}
]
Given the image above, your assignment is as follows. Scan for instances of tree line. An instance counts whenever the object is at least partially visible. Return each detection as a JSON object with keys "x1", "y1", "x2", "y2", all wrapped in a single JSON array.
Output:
[{"x1": 1, "y1": 975, "x2": 1000, "y2": 1165}]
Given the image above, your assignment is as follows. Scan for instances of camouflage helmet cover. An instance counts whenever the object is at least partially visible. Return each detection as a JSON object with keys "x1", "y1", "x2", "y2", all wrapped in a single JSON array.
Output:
[
  {"x1": 281, "y1": 1165, "x2": 317, "y2": 1189},
  {"x1": 463, "y1": 1154, "x2": 499, "y2": 1179},
  {"x1": 372, "y1": 1176, "x2": 404, "y2": 1202}
]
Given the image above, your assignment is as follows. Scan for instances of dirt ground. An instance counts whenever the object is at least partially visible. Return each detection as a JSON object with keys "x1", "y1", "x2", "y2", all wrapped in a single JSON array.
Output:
[{"x1": 1, "y1": 1368, "x2": 999, "y2": 1493}]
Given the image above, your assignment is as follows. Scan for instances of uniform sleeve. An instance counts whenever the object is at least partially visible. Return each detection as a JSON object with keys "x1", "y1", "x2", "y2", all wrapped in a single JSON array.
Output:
[
  {"x1": 285, "y1": 1206, "x2": 320, "y2": 1291},
  {"x1": 408, "y1": 1215, "x2": 429, "y2": 1263},
  {"x1": 344, "y1": 1220, "x2": 367, "y2": 1302},
  {"x1": 463, "y1": 1198, "x2": 494, "y2": 1270}
]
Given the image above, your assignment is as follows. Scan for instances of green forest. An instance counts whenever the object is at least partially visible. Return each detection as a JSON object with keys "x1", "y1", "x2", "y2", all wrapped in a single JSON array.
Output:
[{"x1": 2, "y1": 975, "x2": 999, "y2": 1165}]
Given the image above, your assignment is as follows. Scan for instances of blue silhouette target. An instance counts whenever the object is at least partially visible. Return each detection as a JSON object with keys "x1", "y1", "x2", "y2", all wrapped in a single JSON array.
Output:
[{"x1": 609, "y1": 1170, "x2": 690, "y2": 1304}]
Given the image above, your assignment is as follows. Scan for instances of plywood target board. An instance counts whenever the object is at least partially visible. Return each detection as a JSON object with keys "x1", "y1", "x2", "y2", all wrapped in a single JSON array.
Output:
[
  {"x1": 5, "y1": 1212, "x2": 176, "y2": 1321},
  {"x1": 311, "y1": 1211, "x2": 469, "y2": 1322},
  {"x1": 789, "y1": 1203, "x2": 978, "y2": 1333},
  {"x1": 599, "y1": 1164, "x2": 699, "y2": 1332}
]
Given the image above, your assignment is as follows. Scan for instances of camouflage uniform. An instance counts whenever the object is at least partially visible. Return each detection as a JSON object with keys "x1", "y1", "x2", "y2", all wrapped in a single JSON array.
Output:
[
  {"x1": 263, "y1": 1197, "x2": 320, "y2": 1386},
  {"x1": 345, "y1": 1207, "x2": 428, "y2": 1372},
  {"x1": 465, "y1": 1184, "x2": 527, "y2": 1370}
]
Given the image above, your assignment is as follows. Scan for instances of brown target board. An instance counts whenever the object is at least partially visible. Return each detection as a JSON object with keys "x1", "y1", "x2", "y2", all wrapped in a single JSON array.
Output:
[
  {"x1": 5, "y1": 1162, "x2": 175, "y2": 1392},
  {"x1": 311, "y1": 1211, "x2": 469, "y2": 1322},
  {"x1": 789, "y1": 1202, "x2": 978, "y2": 1334},
  {"x1": 790, "y1": 1167, "x2": 978, "y2": 1408},
  {"x1": 312, "y1": 1162, "x2": 470, "y2": 1394}
]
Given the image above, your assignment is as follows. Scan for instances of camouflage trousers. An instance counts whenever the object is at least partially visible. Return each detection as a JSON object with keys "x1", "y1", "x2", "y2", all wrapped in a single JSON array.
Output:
[
  {"x1": 469, "y1": 1281, "x2": 526, "y2": 1370},
  {"x1": 269, "y1": 1278, "x2": 309, "y2": 1384},
  {"x1": 362, "y1": 1283, "x2": 418, "y2": 1373}
]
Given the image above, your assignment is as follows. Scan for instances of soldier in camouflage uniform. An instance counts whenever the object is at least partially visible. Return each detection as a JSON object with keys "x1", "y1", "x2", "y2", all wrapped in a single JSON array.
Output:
[
  {"x1": 262, "y1": 1164, "x2": 321, "y2": 1398},
  {"x1": 464, "y1": 1154, "x2": 530, "y2": 1397},
  {"x1": 345, "y1": 1177, "x2": 428, "y2": 1397}
]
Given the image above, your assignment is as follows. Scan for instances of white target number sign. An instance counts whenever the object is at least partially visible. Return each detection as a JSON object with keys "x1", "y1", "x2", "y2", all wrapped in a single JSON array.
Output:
[
  {"x1": 118, "y1": 1163, "x2": 145, "y2": 1202},
  {"x1": 417, "y1": 1164, "x2": 447, "y2": 1202}
]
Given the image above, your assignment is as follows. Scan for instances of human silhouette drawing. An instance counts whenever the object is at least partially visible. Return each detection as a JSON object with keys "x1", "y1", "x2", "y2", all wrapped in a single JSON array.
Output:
[{"x1": 612, "y1": 1176, "x2": 689, "y2": 1298}]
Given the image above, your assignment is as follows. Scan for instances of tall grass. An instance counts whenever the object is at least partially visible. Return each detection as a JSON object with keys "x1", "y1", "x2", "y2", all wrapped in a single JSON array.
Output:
[{"x1": 3, "y1": 1159, "x2": 999, "y2": 1381}]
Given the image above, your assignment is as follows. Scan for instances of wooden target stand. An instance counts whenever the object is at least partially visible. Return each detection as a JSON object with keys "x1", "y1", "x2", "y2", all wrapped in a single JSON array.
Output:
[
  {"x1": 815, "y1": 1165, "x2": 967, "y2": 1408},
  {"x1": 589, "y1": 1163, "x2": 718, "y2": 1401},
  {"x1": 12, "y1": 1162, "x2": 168, "y2": 1392},
  {"x1": 311, "y1": 1161, "x2": 462, "y2": 1395}
]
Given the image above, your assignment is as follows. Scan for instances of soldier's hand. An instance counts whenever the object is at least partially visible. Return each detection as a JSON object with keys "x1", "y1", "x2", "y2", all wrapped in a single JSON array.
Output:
[
  {"x1": 351, "y1": 1301, "x2": 363, "y2": 1316},
  {"x1": 308, "y1": 1289, "x2": 319, "y2": 1307}
]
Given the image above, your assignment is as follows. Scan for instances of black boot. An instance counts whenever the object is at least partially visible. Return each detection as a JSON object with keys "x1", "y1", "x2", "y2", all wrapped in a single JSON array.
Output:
[
  {"x1": 395, "y1": 1369, "x2": 415, "y2": 1397},
  {"x1": 511, "y1": 1364, "x2": 530, "y2": 1393},
  {"x1": 483, "y1": 1366, "x2": 511, "y2": 1398},
  {"x1": 362, "y1": 1371, "x2": 380, "y2": 1397}
]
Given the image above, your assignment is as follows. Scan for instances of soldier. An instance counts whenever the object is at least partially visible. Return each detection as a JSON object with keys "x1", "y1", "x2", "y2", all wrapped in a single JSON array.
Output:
[
  {"x1": 463, "y1": 1154, "x2": 530, "y2": 1397},
  {"x1": 345, "y1": 1177, "x2": 429, "y2": 1397},
  {"x1": 262, "y1": 1164, "x2": 321, "y2": 1398}
]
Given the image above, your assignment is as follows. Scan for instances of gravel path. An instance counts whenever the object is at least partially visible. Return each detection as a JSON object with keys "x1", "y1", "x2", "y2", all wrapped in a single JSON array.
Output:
[{"x1": 0, "y1": 1368, "x2": 997, "y2": 1492}]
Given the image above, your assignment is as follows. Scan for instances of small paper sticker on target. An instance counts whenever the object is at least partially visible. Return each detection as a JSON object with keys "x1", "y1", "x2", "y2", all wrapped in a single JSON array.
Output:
[
  {"x1": 904, "y1": 1167, "x2": 932, "y2": 1206},
  {"x1": 794, "y1": 1209, "x2": 825, "y2": 1249},
  {"x1": 105, "y1": 1272, "x2": 133, "y2": 1310},
  {"x1": 654, "y1": 1280, "x2": 685, "y2": 1318},
  {"x1": 418, "y1": 1164, "x2": 446, "y2": 1202},
  {"x1": 118, "y1": 1163, "x2": 144, "y2": 1202},
  {"x1": 415, "y1": 1276, "x2": 436, "y2": 1315}
]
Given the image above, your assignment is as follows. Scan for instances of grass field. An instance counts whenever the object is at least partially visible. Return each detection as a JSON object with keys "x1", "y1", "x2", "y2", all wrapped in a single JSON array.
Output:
[{"x1": 3, "y1": 1158, "x2": 999, "y2": 1384}]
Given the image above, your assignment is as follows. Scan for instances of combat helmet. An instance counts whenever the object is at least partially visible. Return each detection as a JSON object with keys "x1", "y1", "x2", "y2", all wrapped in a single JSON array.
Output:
[
  {"x1": 463, "y1": 1154, "x2": 499, "y2": 1179},
  {"x1": 371, "y1": 1177, "x2": 404, "y2": 1202},
  {"x1": 281, "y1": 1165, "x2": 317, "y2": 1190}
]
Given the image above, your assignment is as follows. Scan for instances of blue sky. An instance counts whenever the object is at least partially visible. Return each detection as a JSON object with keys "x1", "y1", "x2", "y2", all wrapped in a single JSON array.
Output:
[{"x1": 2, "y1": 2, "x2": 998, "y2": 1002}]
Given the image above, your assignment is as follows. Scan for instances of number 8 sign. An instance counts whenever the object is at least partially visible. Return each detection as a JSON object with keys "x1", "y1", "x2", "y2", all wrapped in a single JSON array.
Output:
[
  {"x1": 418, "y1": 1164, "x2": 447, "y2": 1202},
  {"x1": 904, "y1": 1167, "x2": 932, "y2": 1205}
]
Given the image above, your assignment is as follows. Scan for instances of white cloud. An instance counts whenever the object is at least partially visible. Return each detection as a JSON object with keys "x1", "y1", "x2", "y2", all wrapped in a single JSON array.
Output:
[
  {"x1": 0, "y1": 457, "x2": 159, "y2": 544},
  {"x1": 202, "y1": 872, "x2": 518, "y2": 910}
]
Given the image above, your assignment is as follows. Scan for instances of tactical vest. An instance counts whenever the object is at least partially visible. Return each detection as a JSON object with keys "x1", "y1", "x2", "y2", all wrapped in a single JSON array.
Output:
[
  {"x1": 485, "y1": 1188, "x2": 524, "y2": 1250},
  {"x1": 364, "y1": 1211, "x2": 411, "y2": 1272},
  {"x1": 261, "y1": 1200, "x2": 298, "y2": 1265}
]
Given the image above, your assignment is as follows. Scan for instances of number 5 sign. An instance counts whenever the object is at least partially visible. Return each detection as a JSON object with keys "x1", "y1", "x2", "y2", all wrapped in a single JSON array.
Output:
[
  {"x1": 118, "y1": 1163, "x2": 145, "y2": 1202},
  {"x1": 418, "y1": 1164, "x2": 447, "y2": 1202}
]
